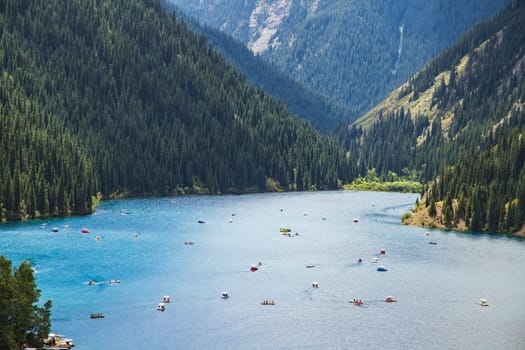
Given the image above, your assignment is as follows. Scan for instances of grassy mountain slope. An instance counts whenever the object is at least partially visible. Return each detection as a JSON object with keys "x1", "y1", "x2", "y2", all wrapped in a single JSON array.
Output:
[
  {"x1": 168, "y1": 0, "x2": 508, "y2": 118},
  {"x1": 0, "y1": 0, "x2": 352, "y2": 221},
  {"x1": 346, "y1": 0, "x2": 525, "y2": 233}
]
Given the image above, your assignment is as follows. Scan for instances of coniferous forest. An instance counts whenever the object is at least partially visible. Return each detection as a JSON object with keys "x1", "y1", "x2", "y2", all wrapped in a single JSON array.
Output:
[
  {"x1": 340, "y1": 0, "x2": 525, "y2": 233},
  {"x1": 0, "y1": 0, "x2": 524, "y2": 234},
  {"x1": 0, "y1": 0, "x2": 352, "y2": 221}
]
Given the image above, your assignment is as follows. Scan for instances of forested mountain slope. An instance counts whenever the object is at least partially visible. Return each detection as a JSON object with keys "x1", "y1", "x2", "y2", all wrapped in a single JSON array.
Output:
[
  {"x1": 341, "y1": 0, "x2": 525, "y2": 233},
  {"x1": 0, "y1": 0, "x2": 351, "y2": 221},
  {"x1": 168, "y1": 0, "x2": 508, "y2": 117},
  {"x1": 161, "y1": 1, "x2": 354, "y2": 132}
]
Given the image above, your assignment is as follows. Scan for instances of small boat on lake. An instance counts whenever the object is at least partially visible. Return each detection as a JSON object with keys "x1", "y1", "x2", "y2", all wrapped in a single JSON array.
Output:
[
  {"x1": 157, "y1": 302, "x2": 166, "y2": 311},
  {"x1": 108, "y1": 279, "x2": 120, "y2": 284},
  {"x1": 305, "y1": 264, "x2": 315, "y2": 268},
  {"x1": 81, "y1": 228, "x2": 89, "y2": 234},
  {"x1": 372, "y1": 257, "x2": 379, "y2": 263},
  {"x1": 90, "y1": 313, "x2": 104, "y2": 319},
  {"x1": 162, "y1": 295, "x2": 170, "y2": 303},
  {"x1": 479, "y1": 298, "x2": 489, "y2": 306},
  {"x1": 280, "y1": 228, "x2": 291, "y2": 232},
  {"x1": 350, "y1": 299, "x2": 363, "y2": 306},
  {"x1": 221, "y1": 292, "x2": 229, "y2": 299},
  {"x1": 198, "y1": 220, "x2": 206, "y2": 224},
  {"x1": 250, "y1": 265, "x2": 258, "y2": 272},
  {"x1": 184, "y1": 241, "x2": 194, "y2": 245},
  {"x1": 385, "y1": 296, "x2": 397, "y2": 302},
  {"x1": 51, "y1": 227, "x2": 59, "y2": 232},
  {"x1": 428, "y1": 241, "x2": 437, "y2": 245},
  {"x1": 380, "y1": 248, "x2": 386, "y2": 255},
  {"x1": 261, "y1": 300, "x2": 275, "y2": 305},
  {"x1": 377, "y1": 265, "x2": 388, "y2": 272}
]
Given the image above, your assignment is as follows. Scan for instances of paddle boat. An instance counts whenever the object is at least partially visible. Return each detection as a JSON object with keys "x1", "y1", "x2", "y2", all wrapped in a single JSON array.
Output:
[
  {"x1": 385, "y1": 296, "x2": 397, "y2": 302},
  {"x1": 221, "y1": 292, "x2": 229, "y2": 299},
  {"x1": 162, "y1": 295, "x2": 170, "y2": 303},
  {"x1": 377, "y1": 265, "x2": 388, "y2": 272},
  {"x1": 250, "y1": 265, "x2": 259, "y2": 272},
  {"x1": 350, "y1": 299, "x2": 363, "y2": 306},
  {"x1": 380, "y1": 248, "x2": 386, "y2": 255},
  {"x1": 261, "y1": 300, "x2": 275, "y2": 305},
  {"x1": 371, "y1": 257, "x2": 379, "y2": 263},
  {"x1": 157, "y1": 302, "x2": 166, "y2": 311},
  {"x1": 312, "y1": 281, "x2": 319, "y2": 288},
  {"x1": 479, "y1": 298, "x2": 489, "y2": 306},
  {"x1": 81, "y1": 228, "x2": 89, "y2": 234}
]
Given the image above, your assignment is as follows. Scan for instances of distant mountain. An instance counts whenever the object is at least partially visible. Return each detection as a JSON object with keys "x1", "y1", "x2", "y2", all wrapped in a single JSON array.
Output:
[
  {"x1": 342, "y1": 0, "x2": 525, "y2": 233},
  {"x1": 161, "y1": 1, "x2": 354, "y2": 132},
  {"x1": 0, "y1": 0, "x2": 351, "y2": 221},
  {"x1": 168, "y1": 0, "x2": 508, "y2": 117}
]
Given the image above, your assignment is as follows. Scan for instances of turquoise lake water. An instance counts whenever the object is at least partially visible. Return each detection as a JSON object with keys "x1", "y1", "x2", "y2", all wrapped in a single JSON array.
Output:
[{"x1": 1, "y1": 191, "x2": 524, "y2": 349}]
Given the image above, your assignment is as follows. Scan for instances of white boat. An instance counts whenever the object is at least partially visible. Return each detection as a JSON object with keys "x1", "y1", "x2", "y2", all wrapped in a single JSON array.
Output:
[
  {"x1": 221, "y1": 292, "x2": 229, "y2": 299},
  {"x1": 372, "y1": 257, "x2": 379, "y2": 263},
  {"x1": 162, "y1": 295, "x2": 170, "y2": 303},
  {"x1": 157, "y1": 302, "x2": 166, "y2": 311},
  {"x1": 479, "y1": 298, "x2": 489, "y2": 306}
]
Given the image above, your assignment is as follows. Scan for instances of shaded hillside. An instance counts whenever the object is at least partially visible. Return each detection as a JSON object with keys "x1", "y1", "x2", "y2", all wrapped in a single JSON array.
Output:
[
  {"x1": 0, "y1": 0, "x2": 352, "y2": 221},
  {"x1": 161, "y1": 2, "x2": 355, "y2": 132},
  {"x1": 343, "y1": 1, "x2": 525, "y2": 233},
  {"x1": 168, "y1": 0, "x2": 508, "y2": 116}
]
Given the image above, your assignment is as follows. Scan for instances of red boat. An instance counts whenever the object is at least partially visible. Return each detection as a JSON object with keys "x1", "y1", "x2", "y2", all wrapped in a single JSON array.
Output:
[
  {"x1": 250, "y1": 265, "x2": 258, "y2": 272},
  {"x1": 81, "y1": 228, "x2": 90, "y2": 234}
]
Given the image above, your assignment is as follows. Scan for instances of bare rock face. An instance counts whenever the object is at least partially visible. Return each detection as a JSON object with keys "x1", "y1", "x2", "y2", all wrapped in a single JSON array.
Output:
[{"x1": 248, "y1": 0, "x2": 293, "y2": 54}]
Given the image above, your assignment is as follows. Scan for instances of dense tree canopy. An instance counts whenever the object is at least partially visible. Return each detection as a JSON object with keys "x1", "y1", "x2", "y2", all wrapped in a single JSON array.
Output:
[
  {"x1": 0, "y1": 257, "x2": 51, "y2": 349},
  {"x1": 0, "y1": 0, "x2": 352, "y2": 221},
  {"x1": 340, "y1": 0, "x2": 525, "y2": 233}
]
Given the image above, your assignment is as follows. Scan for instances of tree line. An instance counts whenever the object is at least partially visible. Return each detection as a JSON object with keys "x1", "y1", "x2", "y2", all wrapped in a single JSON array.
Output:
[{"x1": 0, "y1": 0, "x2": 352, "y2": 221}]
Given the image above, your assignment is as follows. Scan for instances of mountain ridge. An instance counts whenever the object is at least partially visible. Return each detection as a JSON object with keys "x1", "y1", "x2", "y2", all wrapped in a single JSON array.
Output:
[{"x1": 168, "y1": 0, "x2": 509, "y2": 116}]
